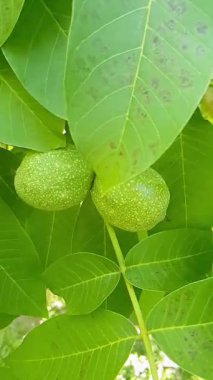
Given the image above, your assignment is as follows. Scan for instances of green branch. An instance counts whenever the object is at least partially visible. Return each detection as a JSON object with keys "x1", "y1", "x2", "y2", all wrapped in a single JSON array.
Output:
[{"x1": 105, "y1": 222, "x2": 159, "y2": 380}]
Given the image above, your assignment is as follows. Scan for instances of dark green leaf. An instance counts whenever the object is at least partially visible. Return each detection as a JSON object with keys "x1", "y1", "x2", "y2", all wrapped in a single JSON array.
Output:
[
  {"x1": 26, "y1": 206, "x2": 80, "y2": 269},
  {"x1": 2, "y1": 0, "x2": 71, "y2": 117},
  {"x1": 125, "y1": 229, "x2": 213, "y2": 291},
  {"x1": 0, "y1": 148, "x2": 31, "y2": 223},
  {"x1": 66, "y1": 0, "x2": 213, "y2": 188},
  {"x1": 154, "y1": 111, "x2": 213, "y2": 231},
  {"x1": 45, "y1": 253, "x2": 120, "y2": 314},
  {"x1": 0, "y1": 314, "x2": 16, "y2": 329},
  {"x1": 0, "y1": 367, "x2": 17, "y2": 380},
  {"x1": 0, "y1": 197, "x2": 46, "y2": 316},
  {"x1": 0, "y1": 52, "x2": 65, "y2": 150},
  {"x1": 147, "y1": 278, "x2": 213, "y2": 379},
  {"x1": 0, "y1": 0, "x2": 24, "y2": 46},
  {"x1": 8, "y1": 310, "x2": 137, "y2": 380},
  {"x1": 26, "y1": 196, "x2": 137, "y2": 316}
]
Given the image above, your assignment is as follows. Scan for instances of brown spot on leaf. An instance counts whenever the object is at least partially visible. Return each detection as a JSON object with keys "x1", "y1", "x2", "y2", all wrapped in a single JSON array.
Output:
[
  {"x1": 151, "y1": 79, "x2": 159, "y2": 89},
  {"x1": 167, "y1": 19, "x2": 176, "y2": 31},
  {"x1": 196, "y1": 23, "x2": 208, "y2": 35},
  {"x1": 109, "y1": 141, "x2": 116, "y2": 150},
  {"x1": 166, "y1": 0, "x2": 187, "y2": 15},
  {"x1": 160, "y1": 90, "x2": 172, "y2": 103}
]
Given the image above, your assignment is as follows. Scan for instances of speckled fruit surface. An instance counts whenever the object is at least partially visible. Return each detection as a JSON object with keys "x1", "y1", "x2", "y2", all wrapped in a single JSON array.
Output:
[
  {"x1": 91, "y1": 169, "x2": 170, "y2": 232},
  {"x1": 14, "y1": 146, "x2": 93, "y2": 211}
]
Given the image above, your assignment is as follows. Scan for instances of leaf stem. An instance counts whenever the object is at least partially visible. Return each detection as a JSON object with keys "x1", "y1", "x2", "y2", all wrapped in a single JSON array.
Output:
[{"x1": 105, "y1": 222, "x2": 159, "y2": 380}]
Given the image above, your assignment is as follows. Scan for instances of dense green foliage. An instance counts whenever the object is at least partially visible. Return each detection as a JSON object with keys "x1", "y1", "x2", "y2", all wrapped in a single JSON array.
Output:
[{"x1": 0, "y1": 1, "x2": 212, "y2": 379}]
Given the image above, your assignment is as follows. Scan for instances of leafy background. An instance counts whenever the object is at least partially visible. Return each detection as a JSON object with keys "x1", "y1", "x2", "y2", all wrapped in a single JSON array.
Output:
[{"x1": 0, "y1": 0, "x2": 212, "y2": 379}]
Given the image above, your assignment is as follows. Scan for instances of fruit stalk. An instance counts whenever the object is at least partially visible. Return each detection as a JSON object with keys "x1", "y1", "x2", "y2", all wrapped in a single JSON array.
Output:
[{"x1": 106, "y1": 222, "x2": 159, "y2": 380}]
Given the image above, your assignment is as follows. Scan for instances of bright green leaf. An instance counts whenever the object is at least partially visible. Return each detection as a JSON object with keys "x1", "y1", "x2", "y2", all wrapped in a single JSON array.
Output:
[
  {"x1": 66, "y1": 0, "x2": 213, "y2": 188},
  {"x1": 0, "y1": 52, "x2": 65, "y2": 150},
  {"x1": 8, "y1": 310, "x2": 137, "y2": 380},
  {"x1": 125, "y1": 229, "x2": 213, "y2": 291},
  {"x1": 154, "y1": 111, "x2": 213, "y2": 231},
  {"x1": 0, "y1": 197, "x2": 46, "y2": 316},
  {"x1": 147, "y1": 278, "x2": 213, "y2": 379},
  {"x1": 2, "y1": 0, "x2": 71, "y2": 117},
  {"x1": 45, "y1": 253, "x2": 120, "y2": 314},
  {"x1": 0, "y1": 0, "x2": 24, "y2": 47}
]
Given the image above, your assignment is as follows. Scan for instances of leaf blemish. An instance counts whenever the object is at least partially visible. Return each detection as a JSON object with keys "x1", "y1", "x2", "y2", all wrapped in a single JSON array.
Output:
[
  {"x1": 109, "y1": 141, "x2": 116, "y2": 150},
  {"x1": 167, "y1": 0, "x2": 187, "y2": 15},
  {"x1": 196, "y1": 23, "x2": 208, "y2": 35},
  {"x1": 167, "y1": 20, "x2": 176, "y2": 31},
  {"x1": 151, "y1": 79, "x2": 159, "y2": 89},
  {"x1": 160, "y1": 90, "x2": 172, "y2": 103}
]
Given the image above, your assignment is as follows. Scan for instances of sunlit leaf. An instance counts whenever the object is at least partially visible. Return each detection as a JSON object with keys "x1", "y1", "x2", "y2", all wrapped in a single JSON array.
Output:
[
  {"x1": 66, "y1": 0, "x2": 213, "y2": 188},
  {"x1": 0, "y1": 52, "x2": 65, "y2": 150},
  {"x1": 147, "y1": 278, "x2": 213, "y2": 379},
  {"x1": 2, "y1": 0, "x2": 72, "y2": 117},
  {"x1": 8, "y1": 310, "x2": 137, "y2": 380}
]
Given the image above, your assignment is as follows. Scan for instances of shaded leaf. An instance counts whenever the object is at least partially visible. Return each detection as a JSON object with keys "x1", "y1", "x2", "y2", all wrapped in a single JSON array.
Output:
[
  {"x1": 0, "y1": 52, "x2": 65, "y2": 150},
  {"x1": 0, "y1": 197, "x2": 46, "y2": 316},
  {"x1": 8, "y1": 310, "x2": 137, "y2": 380},
  {"x1": 66, "y1": 0, "x2": 213, "y2": 188},
  {"x1": 0, "y1": 0, "x2": 24, "y2": 46},
  {"x1": 26, "y1": 195, "x2": 137, "y2": 268},
  {"x1": 2, "y1": 0, "x2": 71, "y2": 117},
  {"x1": 26, "y1": 196, "x2": 137, "y2": 317},
  {"x1": 0, "y1": 367, "x2": 17, "y2": 380},
  {"x1": 45, "y1": 253, "x2": 120, "y2": 315},
  {"x1": 147, "y1": 278, "x2": 213, "y2": 379},
  {"x1": 154, "y1": 110, "x2": 213, "y2": 231},
  {"x1": 0, "y1": 148, "x2": 31, "y2": 223},
  {"x1": 0, "y1": 314, "x2": 16, "y2": 329},
  {"x1": 26, "y1": 206, "x2": 80, "y2": 269},
  {"x1": 125, "y1": 229, "x2": 213, "y2": 291}
]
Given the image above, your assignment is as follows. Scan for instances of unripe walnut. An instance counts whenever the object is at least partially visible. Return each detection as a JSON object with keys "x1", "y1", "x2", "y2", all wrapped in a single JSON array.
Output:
[
  {"x1": 91, "y1": 169, "x2": 170, "y2": 232},
  {"x1": 14, "y1": 146, "x2": 93, "y2": 211}
]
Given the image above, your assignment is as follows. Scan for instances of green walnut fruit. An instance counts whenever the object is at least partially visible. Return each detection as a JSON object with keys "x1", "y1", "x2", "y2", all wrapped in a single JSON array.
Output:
[
  {"x1": 14, "y1": 146, "x2": 93, "y2": 211},
  {"x1": 91, "y1": 169, "x2": 170, "y2": 232}
]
